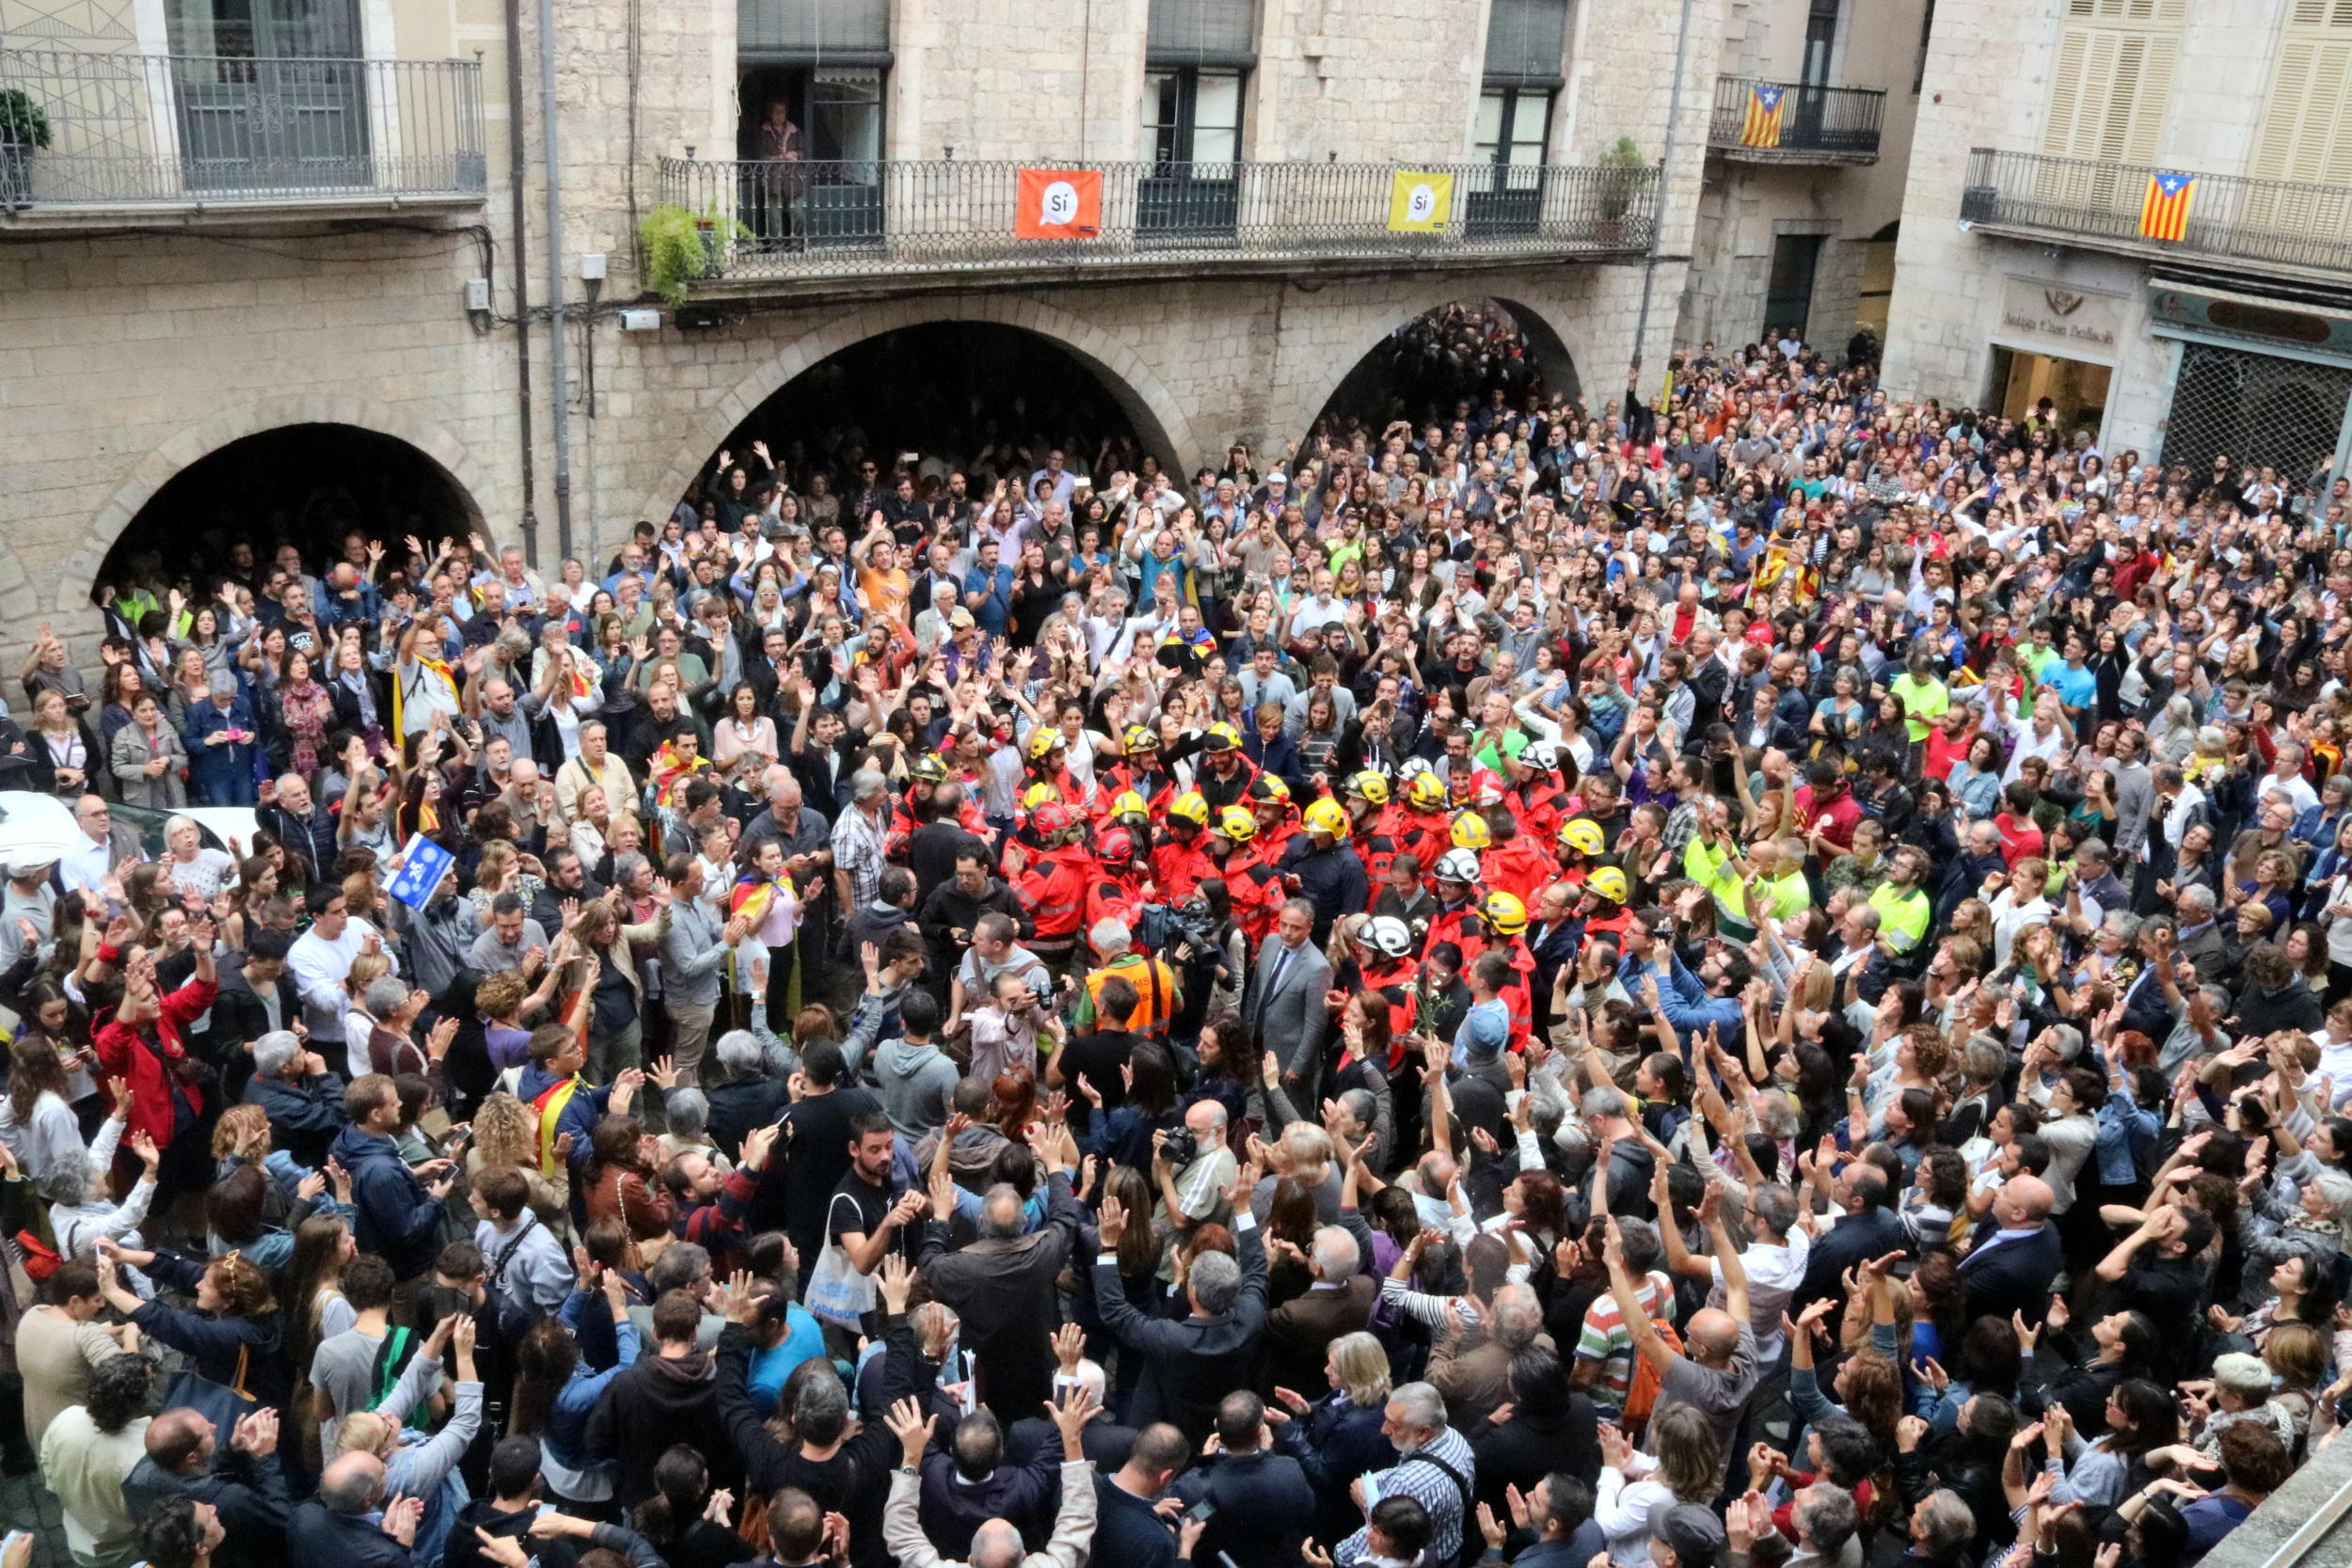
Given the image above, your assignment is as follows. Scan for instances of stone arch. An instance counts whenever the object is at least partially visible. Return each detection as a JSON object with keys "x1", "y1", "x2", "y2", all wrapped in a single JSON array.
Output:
[
  {"x1": 58, "y1": 395, "x2": 497, "y2": 620},
  {"x1": 640, "y1": 294, "x2": 1207, "y2": 524},
  {"x1": 1265, "y1": 276, "x2": 1594, "y2": 451}
]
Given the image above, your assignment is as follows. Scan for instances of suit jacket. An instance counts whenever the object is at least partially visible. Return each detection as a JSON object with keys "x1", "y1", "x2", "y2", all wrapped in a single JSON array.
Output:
[
  {"x1": 915, "y1": 1171, "x2": 1086, "y2": 1423},
  {"x1": 1263, "y1": 1275, "x2": 1375, "y2": 1397},
  {"x1": 1794, "y1": 1207, "x2": 1907, "y2": 1312},
  {"x1": 1957, "y1": 1221, "x2": 2063, "y2": 1325},
  {"x1": 1245, "y1": 939, "x2": 1331, "y2": 1080},
  {"x1": 1171, "y1": 1449, "x2": 1317, "y2": 1568},
  {"x1": 1094, "y1": 1218, "x2": 1271, "y2": 1445},
  {"x1": 2177, "y1": 922, "x2": 2232, "y2": 988}
]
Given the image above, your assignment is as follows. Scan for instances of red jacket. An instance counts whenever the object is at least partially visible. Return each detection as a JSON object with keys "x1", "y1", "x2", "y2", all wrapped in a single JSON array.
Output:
[
  {"x1": 1151, "y1": 832, "x2": 1217, "y2": 907},
  {"x1": 1484, "y1": 838, "x2": 1556, "y2": 908},
  {"x1": 1016, "y1": 845, "x2": 1097, "y2": 941},
  {"x1": 93, "y1": 971, "x2": 219, "y2": 1149}
]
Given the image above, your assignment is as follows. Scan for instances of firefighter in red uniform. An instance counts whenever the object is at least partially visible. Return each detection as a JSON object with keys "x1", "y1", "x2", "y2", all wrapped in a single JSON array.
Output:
[
  {"x1": 884, "y1": 752, "x2": 951, "y2": 859},
  {"x1": 1208, "y1": 805, "x2": 1285, "y2": 948},
  {"x1": 1151, "y1": 792, "x2": 1217, "y2": 906},
  {"x1": 1191, "y1": 722, "x2": 1261, "y2": 813},
  {"x1": 1342, "y1": 771, "x2": 1403, "y2": 900},
  {"x1": 1502, "y1": 740, "x2": 1574, "y2": 846},
  {"x1": 1479, "y1": 890, "x2": 1538, "y2": 1048},
  {"x1": 1083, "y1": 826, "x2": 1153, "y2": 944},
  {"x1": 1396, "y1": 769, "x2": 1454, "y2": 878},
  {"x1": 1024, "y1": 727, "x2": 1088, "y2": 813},
  {"x1": 1097, "y1": 726, "x2": 1182, "y2": 820},
  {"x1": 1482, "y1": 806, "x2": 1555, "y2": 908},
  {"x1": 1579, "y1": 865, "x2": 1638, "y2": 947},
  {"x1": 1005, "y1": 800, "x2": 1093, "y2": 970},
  {"x1": 1012, "y1": 782, "x2": 1064, "y2": 851},
  {"x1": 1249, "y1": 774, "x2": 1299, "y2": 864},
  {"x1": 1555, "y1": 817, "x2": 1606, "y2": 889},
  {"x1": 1424, "y1": 846, "x2": 1488, "y2": 967},
  {"x1": 1352, "y1": 914, "x2": 1422, "y2": 1048}
]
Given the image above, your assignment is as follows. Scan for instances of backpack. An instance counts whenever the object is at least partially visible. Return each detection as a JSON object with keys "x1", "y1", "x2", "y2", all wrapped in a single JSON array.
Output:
[{"x1": 1621, "y1": 1309, "x2": 1684, "y2": 1435}]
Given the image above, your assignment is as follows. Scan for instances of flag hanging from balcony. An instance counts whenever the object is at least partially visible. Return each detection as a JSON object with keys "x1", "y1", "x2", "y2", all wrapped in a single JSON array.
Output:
[
  {"x1": 1388, "y1": 171, "x2": 1454, "y2": 231},
  {"x1": 2138, "y1": 169, "x2": 2196, "y2": 241},
  {"x1": 1016, "y1": 169, "x2": 1102, "y2": 239},
  {"x1": 1740, "y1": 84, "x2": 1787, "y2": 148}
]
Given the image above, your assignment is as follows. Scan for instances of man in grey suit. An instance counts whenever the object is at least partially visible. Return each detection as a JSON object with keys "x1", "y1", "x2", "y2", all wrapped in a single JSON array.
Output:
[{"x1": 1246, "y1": 899, "x2": 1332, "y2": 1109}]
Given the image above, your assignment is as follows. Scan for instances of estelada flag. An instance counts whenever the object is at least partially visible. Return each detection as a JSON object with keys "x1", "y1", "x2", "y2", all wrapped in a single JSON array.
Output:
[
  {"x1": 2139, "y1": 170, "x2": 2195, "y2": 241},
  {"x1": 1741, "y1": 83, "x2": 1786, "y2": 148},
  {"x1": 1016, "y1": 169, "x2": 1102, "y2": 239}
]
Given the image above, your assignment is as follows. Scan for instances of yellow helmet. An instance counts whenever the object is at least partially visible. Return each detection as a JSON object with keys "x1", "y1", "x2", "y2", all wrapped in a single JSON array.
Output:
[
  {"x1": 1025, "y1": 727, "x2": 1066, "y2": 763},
  {"x1": 1202, "y1": 721, "x2": 1244, "y2": 753},
  {"x1": 1168, "y1": 792, "x2": 1212, "y2": 828},
  {"x1": 1406, "y1": 774, "x2": 1450, "y2": 812},
  {"x1": 1111, "y1": 790, "x2": 1152, "y2": 826},
  {"x1": 1121, "y1": 724, "x2": 1160, "y2": 755},
  {"x1": 1482, "y1": 891, "x2": 1528, "y2": 938},
  {"x1": 1345, "y1": 771, "x2": 1390, "y2": 806},
  {"x1": 1586, "y1": 866, "x2": 1629, "y2": 904},
  {"x1": 1022, "y1": 782, "x2": 1062, "y2": 812},
  {"x1": 1450, "y1": 813, "x2": 1492, "y2": 850},
  {"x1": 1251, "y1": 774, "x2": 1292, "y2": 805},
  {"x1": 1558, "y1": 818, "x2": 1606, "y2": 857},
  {"x1": 1216, "y1": 806, "x2": 1258, "y2": 842},
  {"x1": 1303, "y1": 799, "x2": 1351, "y2": 838}
]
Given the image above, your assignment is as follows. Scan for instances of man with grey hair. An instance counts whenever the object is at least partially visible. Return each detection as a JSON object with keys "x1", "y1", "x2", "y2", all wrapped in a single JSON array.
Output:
[
  {"x1": 1335, "y1": 1381, "x2": 1475, "y2": 1566},
  {"x1": 1788, "y1": 1480, "x2": 1862, "y2": 1568},
  {"x1": 1263, "y1": 1224, "x2": 1373, "y2": 1394},
  {"x1": 2174, "y1": 882, "x2": 2231, "y2": 986},
  {"x1": 287, "y1": 1450, "x2": 421, "y2": 1561},
  {"x1": 1661, "y1": 1179, "x2": 1805, "y2": 1361},
  {"x1": 1428, "y1": 1281, "x2": 1541, "y2": 1429},
  {"x1": 1095, "y1": 1153, "x2": 1267, "y2": 1446},
  {"x1": 240, "y1": 1026, "x2": 346, "y2": 1169},
  {"x1": 703, "y1": 1028, "x2": 790, "y2": 1162},
  {"x1": 882, "y1": 1369, "x2": 1102, "y2": 1568},
  {"x1": 833, "y1": 768, "x2": 891, "y2": 919},
  {"x1": 1581, "y1": 1085, "x2": 1656, "y2": 1217},
  {"x1": 917, "y1": 1132, "x2": 1089, "y2": 1423},
  {"x1": 469, "y1": 673, "x2": 533, "y2": 761}
]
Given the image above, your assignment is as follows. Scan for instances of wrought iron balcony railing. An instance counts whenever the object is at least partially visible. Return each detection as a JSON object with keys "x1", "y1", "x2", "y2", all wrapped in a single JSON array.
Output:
[
  {"x1": 652, "y1": 156, "x2": 1658, "y2": 286},
  {"x1": 1707, "y1": 76, "x2": 1884, "y2": 162},
  {"x1": 1959, "y1": 147, "x2": 2352, "y2": 277},
  {"x1": 0, "y1": 49, "x2": 486, "y2": 211}
]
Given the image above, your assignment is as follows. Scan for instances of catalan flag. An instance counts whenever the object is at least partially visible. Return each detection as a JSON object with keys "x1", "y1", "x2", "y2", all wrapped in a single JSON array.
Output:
[
  {"x1": 2139, "y1": 169, "x2": 2195, "y2": 242},
  {"x1": 1740, "y1": 84, "x2": 1787, "y2": 149}
]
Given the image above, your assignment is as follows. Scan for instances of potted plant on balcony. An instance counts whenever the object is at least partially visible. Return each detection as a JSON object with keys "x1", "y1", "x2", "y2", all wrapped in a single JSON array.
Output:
[
  {"x1": 1596, "y1": 135, "x2": 1644, "y2": 245},
  {"x1": 0, "y1": 88, "x2": 51, "y2": 209},
  {"x1": 640, "y1": 202, "x2": 749, "y2": 306}
]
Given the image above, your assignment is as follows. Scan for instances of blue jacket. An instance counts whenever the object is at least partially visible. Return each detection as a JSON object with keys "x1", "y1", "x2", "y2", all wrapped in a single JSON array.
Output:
[
  {"x1": 330, "y1": 1125, "x2": 446, "y2": 1281},
  {"x1": 183, "y1": 695, "x2": 260, "y2": 796},
  {"x1": 132, "y1": 1249, "x2": 291, "y2": 1406},
  {"x1": 287, "y1": 1498, "x2": 417, "y2": 1568},
  {"x1": 1644, "y1": 951, "x2": 1744, "y2": 1048},
  {"x1": 2095, "y1": 1087, "x2": 2159, "y2": 1185},
  {"x1": 1277, "y1": 837, "x2": 1369, "y2": 946},
  {"x1": 517, "y1": 1063, "x2": 613, "y2": 1179},
  {"x1": 541, "y1": 1289, "x2": 642, "y2": 1486}
]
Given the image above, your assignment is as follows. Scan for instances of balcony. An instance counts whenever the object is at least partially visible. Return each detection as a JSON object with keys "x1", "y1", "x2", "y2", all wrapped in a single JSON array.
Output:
[
  {"x1": 1959, "y1": 148, "x2": 2352, "y2": 282},
  {"x1": 0, "y1": 49, "x2": 486, "y2": 228},
  {"x1": 1706, "y1": 77, "x2": 1884, "y2": 165},
  {"x1": 651, "y1": 157, "x2": 1658, "y2": 298}
]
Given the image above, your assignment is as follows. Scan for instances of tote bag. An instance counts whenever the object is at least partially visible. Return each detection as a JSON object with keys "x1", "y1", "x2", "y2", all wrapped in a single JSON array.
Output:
[{"x1": 804, "y1": 1191, "x2": 876, "y2": 1330}]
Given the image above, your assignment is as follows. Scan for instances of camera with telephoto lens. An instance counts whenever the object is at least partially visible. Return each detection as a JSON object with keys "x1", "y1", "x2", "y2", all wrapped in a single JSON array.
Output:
[
  {"x1": 1137, "y1": 900, "x2": 1217, "y2": 960},
  {"x1": 1160, "y1": 1127, "x2": 1200, "y2": 1168}
]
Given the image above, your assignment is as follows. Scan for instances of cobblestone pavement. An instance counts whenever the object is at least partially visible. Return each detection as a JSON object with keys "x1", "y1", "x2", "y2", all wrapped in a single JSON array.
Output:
[{"x1": 0, "y1": 1468, "x2": 67, "y2": 1568}]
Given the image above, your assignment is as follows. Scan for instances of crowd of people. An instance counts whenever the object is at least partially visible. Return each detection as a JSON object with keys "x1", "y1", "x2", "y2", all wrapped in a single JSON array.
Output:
[{"x1": 8, "y1": 331, "x2": 2352, "y2": 1568}]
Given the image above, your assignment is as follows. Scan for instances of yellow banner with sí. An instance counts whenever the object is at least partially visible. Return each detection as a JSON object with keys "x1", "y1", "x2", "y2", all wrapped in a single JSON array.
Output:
[{"x1": 1388, "y1": 171, "x2": 1454, "y2": 231}]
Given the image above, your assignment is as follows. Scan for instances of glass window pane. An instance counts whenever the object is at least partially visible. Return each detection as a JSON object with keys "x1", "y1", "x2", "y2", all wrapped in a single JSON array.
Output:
[
  {"x1": 1475, "y1": 88, "x2": 1507, "y2": 157},
  {"x1": 1194, "y1": 70, "x2": 1242, "y2": 160}
]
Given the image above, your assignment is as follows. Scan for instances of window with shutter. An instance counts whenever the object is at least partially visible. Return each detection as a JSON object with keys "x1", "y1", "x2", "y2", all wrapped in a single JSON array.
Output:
[
  {"x1": 1484, "y1": 0, "x2": 1570, "y2": 87},
  {"x1": 738, "y1": 0, "x2": 892, "y2": 61},
  {"x1": 2251, "y1": 5, "x2": 2352, "y2": 194},
  {"x1": 2040, "y1": 21, "x2": 2175, "y2": 168},
  {"x1": 1147, "y1": 0, "x2": 1259, "y2": 67}
]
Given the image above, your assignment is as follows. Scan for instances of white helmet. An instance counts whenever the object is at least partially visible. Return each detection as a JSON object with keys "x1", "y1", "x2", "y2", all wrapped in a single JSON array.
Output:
[
  {"x1": 1360, "y1": 915, "x2": 1415, "y2": 958},
  {"x1": 1435, "y1": 848, "x2": 1483, "y2": 884},
  {"x1": 1398, "y1": 755, "x2": 1438, "y2": 784},
  {"x1": 1522, "y1": 739, "x2": 1562, "y2": 772}
]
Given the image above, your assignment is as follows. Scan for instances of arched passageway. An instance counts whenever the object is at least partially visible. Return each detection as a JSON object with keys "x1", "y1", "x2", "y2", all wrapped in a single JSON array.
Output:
[
  {"x1": 1309, "y1": 297, "x2": 1580, "y2": 445},
  {"x1": 682, "y1": 322, "x2": 1158, "y2": 528},
  {"x1": 90, "y1": 422, "x2": 480, "y2": 621}
]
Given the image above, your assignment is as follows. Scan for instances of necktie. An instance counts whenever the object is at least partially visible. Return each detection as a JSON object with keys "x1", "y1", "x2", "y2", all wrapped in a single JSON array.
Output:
[{"x1": 1268, "y1": 944, "x2": 1294, "y2": 1002}]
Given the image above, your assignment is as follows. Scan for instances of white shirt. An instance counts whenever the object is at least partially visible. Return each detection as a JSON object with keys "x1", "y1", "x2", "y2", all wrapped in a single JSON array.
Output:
[
  {"x1": 61, "y1": 832, "x2": 112, "y2": 901},
  {"x1": 1711, "y1": 1229, "x2": 1810, "y2": 1360},
  {"x1": 287, "y1": 917, "x2": 393, "y2": 1047},
  {"x1": 2259, "y1": 771, "x2": 2321, "y2": 816},
  {"x1": 2001, "y1": 713, "x2": 2072, "y2": 784}
]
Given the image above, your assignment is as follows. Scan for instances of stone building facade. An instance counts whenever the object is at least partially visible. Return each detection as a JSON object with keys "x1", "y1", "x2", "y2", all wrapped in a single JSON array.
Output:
[{"x1": 0, "y1": 0, "x2": 1724, "y2": 671}]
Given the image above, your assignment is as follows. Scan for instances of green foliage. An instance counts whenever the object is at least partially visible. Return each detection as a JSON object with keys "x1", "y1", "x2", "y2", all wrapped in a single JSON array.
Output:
[
  {"x1": 0, "y1": 89, "x2": 52, "y2": 150},
  {"x1": 1597, "y1": 135, "x2": 1646, "y2": 220},
  {"x1": 1599, "y1": 135, "x2": 1645, "y2": 169},
  {"x1": 640, "y1": 203, "x2": 751, "y2": 306}
]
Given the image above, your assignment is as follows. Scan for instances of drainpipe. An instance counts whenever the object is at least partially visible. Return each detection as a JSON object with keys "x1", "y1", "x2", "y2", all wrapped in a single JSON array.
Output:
[
  {"x1": 539, "y1": 0, "x2": 573, "y2": 560},
  {"x1": 502, "y1": 0, "x2": 538, "y2": 563},
  {"x1": 1627, "y1": 0, "x2": 1694, "y2": 423}
]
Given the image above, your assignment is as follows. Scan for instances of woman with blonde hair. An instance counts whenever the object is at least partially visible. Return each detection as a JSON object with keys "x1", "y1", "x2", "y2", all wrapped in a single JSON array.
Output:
[
  {"x1": 1271, "y1": 1329, "x2": 1395, "y2": 1545},
  {"x1": 469, "y1": 1089, "x2": 569, "y2": 1222}
]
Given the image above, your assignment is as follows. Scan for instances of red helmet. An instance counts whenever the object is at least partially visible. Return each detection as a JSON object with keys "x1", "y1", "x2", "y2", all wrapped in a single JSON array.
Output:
[
  {"x1": 1032, "y1": 802, "x2": 1076, "y2": 835},
  {"x1": 1098, "y1": 827, "x2": 1134, "y2": 861}
]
